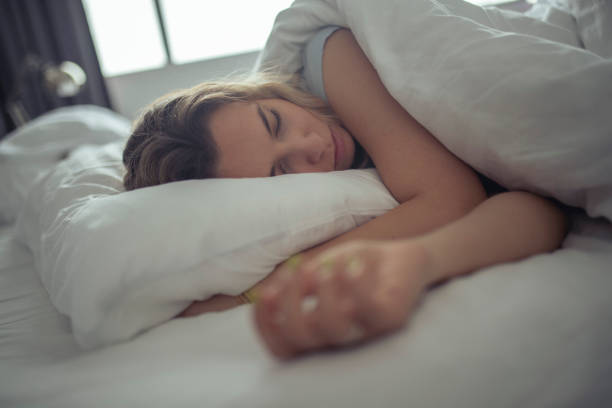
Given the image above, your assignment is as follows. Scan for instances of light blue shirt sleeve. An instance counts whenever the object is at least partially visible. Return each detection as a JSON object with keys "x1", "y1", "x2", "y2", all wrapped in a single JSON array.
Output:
[{"x1": 302, "y1": 26, "x2": 342, "y2": 102}]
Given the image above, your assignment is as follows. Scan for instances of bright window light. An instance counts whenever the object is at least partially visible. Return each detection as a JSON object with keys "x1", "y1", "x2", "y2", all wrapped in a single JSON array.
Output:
[
  {"x1": 83, "y1": 0, "x2": 167, "y2": 77},
  {"x1": 160, "y1": 0, "x2": 293, "y2": 64},
  {"x1": 464, "y1": 0, "x2": 516, "y2": 5}
]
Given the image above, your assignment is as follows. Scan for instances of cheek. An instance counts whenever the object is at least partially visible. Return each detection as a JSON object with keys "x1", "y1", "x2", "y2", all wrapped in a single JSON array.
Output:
[{"x1": 215, "y1": 138, "x2": 271, "y2": 178}]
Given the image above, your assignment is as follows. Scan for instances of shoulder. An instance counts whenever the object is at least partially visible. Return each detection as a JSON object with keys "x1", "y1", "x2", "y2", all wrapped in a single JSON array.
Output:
[
  {"x1": 302, "y1": 26, "x2": 344, "y2": 101},
  {"x1": 320, "y1": 29, "x2": 486, "y2": 206}
]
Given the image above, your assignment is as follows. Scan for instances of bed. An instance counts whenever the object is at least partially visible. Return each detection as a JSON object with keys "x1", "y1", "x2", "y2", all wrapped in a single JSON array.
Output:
[
  {"x1": 1, "y1": 0, "x2": 611, "y2": 407},
  {"x1": 1, "y1": 204, "x2": 612, "y2": 407}
]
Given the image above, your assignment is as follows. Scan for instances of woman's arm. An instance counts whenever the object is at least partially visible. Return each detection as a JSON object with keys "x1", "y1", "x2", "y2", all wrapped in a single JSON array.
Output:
[
  {"x1": 289, "y1": 28, "x2": 488, "y2": 257},
  {"x1": 178, "y1": 28, "x2": 486, "y2": 317},
  {"x1": 324, "y1": 29, "x2": 485, "y2": 209},
  {"x1": 416, "y1": 191, "x2": 568, "y2": 284},
  {"x1": 268, "y1": 27, "x2": 490, "y2": 260},
  {"x1": 253, "y1": 191, "x2": 568, "y2": 359}
]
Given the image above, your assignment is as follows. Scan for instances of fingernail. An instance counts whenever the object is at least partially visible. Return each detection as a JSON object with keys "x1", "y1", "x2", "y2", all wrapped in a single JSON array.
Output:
[
  {"x1": 321, "y1": 256, "x2": 334, "y2": 269},
  {"x1": 244, "y1": 288, "x2": 260, "y2": 304},
  {"x1": 346, "y1": 256, "x2": 365, "y2": 278},
  {"x1": 318, "y1": 263, "x2": 334, "y2": 281},
  {"x1": 286, "y1": 255, "x2": 302, "y2": 271},
  {"x1": 300, "y1": 295, "x2": 319, "y2": 314}
]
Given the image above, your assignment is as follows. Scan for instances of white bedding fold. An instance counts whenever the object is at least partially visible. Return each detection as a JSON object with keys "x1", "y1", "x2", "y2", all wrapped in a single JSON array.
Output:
[{"x1": 258, "y1": 0, "x2": 612, "y2": 221}]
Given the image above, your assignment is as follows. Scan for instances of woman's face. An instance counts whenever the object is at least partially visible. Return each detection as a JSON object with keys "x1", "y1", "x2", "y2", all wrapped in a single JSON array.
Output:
[{"x1": 208, "y1": 98, "x2": 356, "y2": 178}]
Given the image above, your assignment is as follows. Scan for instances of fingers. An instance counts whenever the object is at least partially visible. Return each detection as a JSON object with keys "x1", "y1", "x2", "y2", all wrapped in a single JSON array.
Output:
[
  {"x1": 254, "y1": 256, "x2": 365, "y2": 359},
  {"x1": 308, "y1": 267, "x2": 356, "y2": 345},
  {"x1": 303, "y1": 249, "x2": 404, "y2": 342},
  {"x1": 254, "y1": 244, "x2": 415, "y2": 359},
  {"x1": 186, "y1": 244, "x2": 416, "y2": 361},
  {"x1": 254, "y1": 285, "x2": 295, "y2": 359},
  {"x1": 253, "y1": 263, "x2": 321, "y2": 359},
  {"x1": 275, "y1": 268, "x2": 322, "y2": 351},
  {"x1": 312, "y1": 253, "x2": 387, "y2": 340}
]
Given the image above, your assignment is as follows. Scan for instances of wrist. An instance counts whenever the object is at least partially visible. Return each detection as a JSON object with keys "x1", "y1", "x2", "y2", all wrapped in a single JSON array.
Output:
[
  {"x1": 391, "y1": 239, "x2": 439, "y2": 287},
  {"x1": 239, "y1": 287, "x2": 259, "y2": 304},
  {"x1": 411, "y1": 232, "x2": 461, "y2": 286}
]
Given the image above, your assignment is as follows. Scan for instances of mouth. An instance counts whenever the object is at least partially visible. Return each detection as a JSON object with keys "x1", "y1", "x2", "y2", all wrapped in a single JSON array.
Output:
[{"x1": 331, "y1": 126, "x2": 343, "y2": 170}]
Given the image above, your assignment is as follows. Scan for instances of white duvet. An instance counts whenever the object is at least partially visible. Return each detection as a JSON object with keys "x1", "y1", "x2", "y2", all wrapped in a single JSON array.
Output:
[{"x1": 258, "y1": 0, "x2": 612, "y2": 221}]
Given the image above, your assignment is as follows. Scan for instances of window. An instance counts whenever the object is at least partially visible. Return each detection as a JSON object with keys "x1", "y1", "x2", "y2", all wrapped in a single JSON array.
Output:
[
  {"x1": 84, "y1": 0, "x2": 526, "y2": 77},
  {"x1": 83, "y1": 0, "x2": 293, "y2": 77},
  {"x1": 161, "y1": 0, "x2": 292, "y2": 64},
  {"x1": 465, "y1": 0, "x2": 530, "y2": 5},
  {"x1": 82, "y1": 0, "x2": 167, "y2": 77}
]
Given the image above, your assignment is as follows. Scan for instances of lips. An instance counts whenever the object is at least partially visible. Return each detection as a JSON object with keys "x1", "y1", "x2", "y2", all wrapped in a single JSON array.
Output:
[{"x1": 331, "y1": 126, "x2": 343, "y2": 170}]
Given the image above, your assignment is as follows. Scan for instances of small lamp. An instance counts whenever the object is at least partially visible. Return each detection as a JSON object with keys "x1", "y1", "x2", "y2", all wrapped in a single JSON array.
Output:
[
  {"x1": 6, "y1": 55, "x2": 88, "y2": 127},
  {"x1": 42, "y1": 60, "x2": 87, "y2": 98}
]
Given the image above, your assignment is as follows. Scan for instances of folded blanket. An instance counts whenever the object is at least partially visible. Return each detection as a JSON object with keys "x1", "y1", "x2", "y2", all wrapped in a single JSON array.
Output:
[{"x1": 257, "y1": 0, "x2": 612, "y2": 221}]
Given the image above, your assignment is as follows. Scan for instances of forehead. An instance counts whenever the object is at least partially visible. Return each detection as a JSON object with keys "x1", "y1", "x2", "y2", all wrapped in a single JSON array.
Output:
[{"x1": 208, "y1": 101, "x2": 271, "y2": 178}]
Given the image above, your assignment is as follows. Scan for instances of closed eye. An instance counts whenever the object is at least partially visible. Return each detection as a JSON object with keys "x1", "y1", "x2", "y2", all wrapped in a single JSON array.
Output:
[
  {"x1": 264, "y1": 107, "x2": 291, "y2": 176},
  {"x1": 270, "y1": 108, "x2": 288, "y2": 175},
  {"x1": 271, "y1": 108, "x2": 282, "y2": 138}
]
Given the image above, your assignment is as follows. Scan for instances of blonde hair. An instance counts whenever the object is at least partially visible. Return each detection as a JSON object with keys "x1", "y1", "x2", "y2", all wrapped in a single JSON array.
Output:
[{"x1": 122, "y1": 73, "x2": 339, "y2": 191}]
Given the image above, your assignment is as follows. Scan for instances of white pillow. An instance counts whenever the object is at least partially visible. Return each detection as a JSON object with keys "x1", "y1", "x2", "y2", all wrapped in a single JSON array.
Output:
[
  {"x1": 0, "y1": 105, "x2": 130, "y2": 224},
  {"x1": 15, "y1": 141, "x2": 398, "y2": 350}
]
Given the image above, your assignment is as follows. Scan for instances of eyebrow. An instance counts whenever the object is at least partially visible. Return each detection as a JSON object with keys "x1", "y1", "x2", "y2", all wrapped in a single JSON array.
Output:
[{"x1": 256, "y1": 104, "x2": 276, "y2": 177}]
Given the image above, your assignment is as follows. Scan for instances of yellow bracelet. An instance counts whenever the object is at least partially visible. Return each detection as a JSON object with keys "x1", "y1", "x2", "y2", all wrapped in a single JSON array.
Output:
[
  {"x1": 240, "y1": 255, "x2": 302, "y2": 304},
  {"x1": 240, "y1": 288, "x2": 259, "y2": 304}
]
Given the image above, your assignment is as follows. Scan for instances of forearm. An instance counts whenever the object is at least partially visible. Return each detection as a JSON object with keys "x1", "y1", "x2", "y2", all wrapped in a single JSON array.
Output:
[
  {"x1": 251, "y1": 191, "x2": 567, "y2": 358},
  {"x1": 414, "y1": 191, "x2": 568, "y2": 285},
  {"x1": 299, "y1": 188, "x2": 485, "y2": 262},
  {"x1": 192, "y1": 185, "x2": 486, "y2": 314}
]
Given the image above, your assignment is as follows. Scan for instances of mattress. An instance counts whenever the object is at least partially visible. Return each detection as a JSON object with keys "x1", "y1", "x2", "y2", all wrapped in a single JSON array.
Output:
[{"x1": 1, "y1": 213, "x2": 612, "y2": 407}]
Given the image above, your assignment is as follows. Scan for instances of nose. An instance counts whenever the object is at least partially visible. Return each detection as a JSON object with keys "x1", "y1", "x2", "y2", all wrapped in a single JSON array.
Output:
[
  {"x1": 305, "y1": 132, "x2": 326, "y2": 164},
  {"x1": 292, "y1": 131, "x2": 327, "y2": 166},
  {"x1": 279, "y1": 128, "x2": 331, "y2": 173}
]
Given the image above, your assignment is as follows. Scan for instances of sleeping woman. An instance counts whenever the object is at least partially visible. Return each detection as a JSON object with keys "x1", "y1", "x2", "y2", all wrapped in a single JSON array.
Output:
[{"x1": 122, "y1": 28, "x2": 567, "y2": 359}]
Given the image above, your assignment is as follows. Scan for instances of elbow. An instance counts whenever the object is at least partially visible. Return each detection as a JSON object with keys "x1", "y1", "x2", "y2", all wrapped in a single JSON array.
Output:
[
  {"x1": 512, "y1": 191, "x2": 569, "y2": 252},
  {"x1": 490, "y1": 191, "x2": 569, "y2": 254}
]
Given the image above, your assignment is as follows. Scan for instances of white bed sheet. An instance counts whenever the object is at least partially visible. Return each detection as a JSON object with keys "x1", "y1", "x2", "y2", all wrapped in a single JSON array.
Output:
[{"x1": 1, "y1": 213, "x2": 612, "y2": 408}]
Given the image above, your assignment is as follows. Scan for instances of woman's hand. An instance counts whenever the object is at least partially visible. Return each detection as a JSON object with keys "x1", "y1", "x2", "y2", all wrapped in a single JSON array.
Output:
[{"x1": 253, "y1": 240, "x2": 433, "y2": 359}]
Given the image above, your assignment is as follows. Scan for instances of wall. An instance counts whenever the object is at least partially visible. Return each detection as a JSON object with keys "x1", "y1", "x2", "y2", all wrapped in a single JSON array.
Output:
[
  {"x1": 106, "y1": 0, "x2": 532, "y2": 121},
  {"x1": 105, "y1": 51, "x2": 259, "y2": 120}
]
